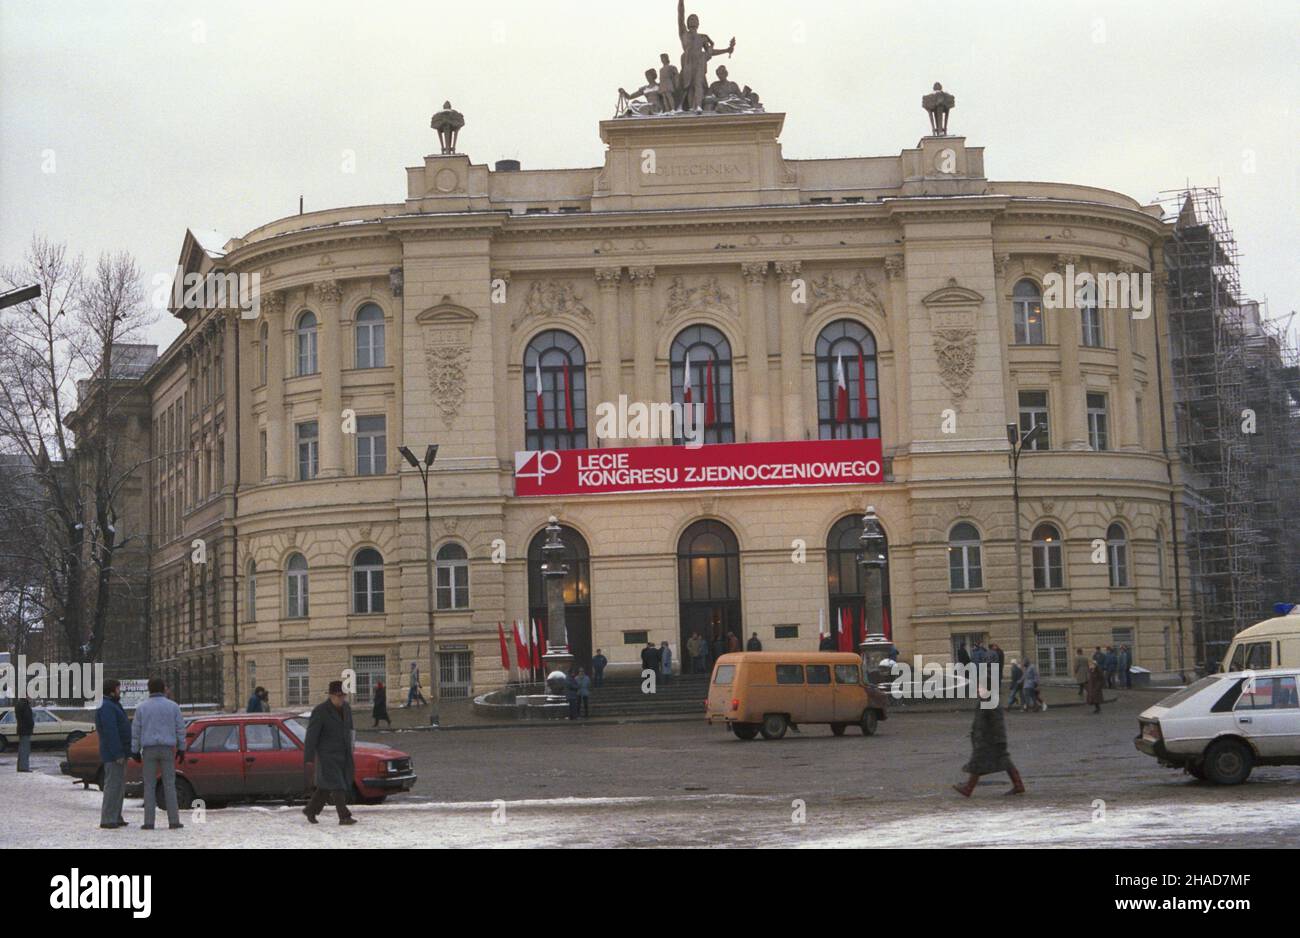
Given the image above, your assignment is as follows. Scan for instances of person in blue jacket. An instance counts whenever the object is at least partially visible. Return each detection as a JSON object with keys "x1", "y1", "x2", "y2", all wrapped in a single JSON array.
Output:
[{"x1": 95, "y1": 679, "x2": 132, "y2": 830}]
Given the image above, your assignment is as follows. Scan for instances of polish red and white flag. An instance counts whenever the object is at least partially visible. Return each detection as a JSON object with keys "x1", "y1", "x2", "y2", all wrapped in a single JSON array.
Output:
[
  {"x1": 534, "y1": 359, "x2": 546, "y2": 429},
  {"x1": 683, "y1": 351, "x2": 693, "y2": 407},
  {"x1": 835, "y1": 355, "x2": 850, "y2": 425}
]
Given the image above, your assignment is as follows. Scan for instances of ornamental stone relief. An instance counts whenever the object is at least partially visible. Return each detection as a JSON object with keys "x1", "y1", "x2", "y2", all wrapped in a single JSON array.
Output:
[
  {"x1": 660, "y1": 275, "x2": 736, "y2": 325},
  {"x1": 933, "y1": 328, "x2": 977, "y2": 407},
  {"x1": 807, "y1": 270, "x2": 885, "y2": 315},
  {"x1": 512, "y1": 279, "x2": 594, "y2": 331},
  {"x1": 425, "y1": 337, "x2": 469, "y2": 429}
]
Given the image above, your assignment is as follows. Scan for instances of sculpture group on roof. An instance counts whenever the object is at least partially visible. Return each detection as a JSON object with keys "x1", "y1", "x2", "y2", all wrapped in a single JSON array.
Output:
[{"x1": 616, "y1": 0, "x2": 763, "y2": 118}]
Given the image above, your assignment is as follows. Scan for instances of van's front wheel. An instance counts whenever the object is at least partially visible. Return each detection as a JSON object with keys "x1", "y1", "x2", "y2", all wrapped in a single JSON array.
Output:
[
  {"x1": 860, "y1": 709, "x2": 879, "y2": 736},
  {"x1": 731, "y1": 723, "x2": 758, "y2": 741},
  {"x1": 759, "y1": 714, "x2": 789, "y2": 740}
]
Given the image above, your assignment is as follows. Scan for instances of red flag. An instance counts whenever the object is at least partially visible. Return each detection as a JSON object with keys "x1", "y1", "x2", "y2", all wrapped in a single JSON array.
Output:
[
  {"x1": 835, "y1": 355, "x2": 849, "y2": 425},
  {"x1": 531, "y1": 617, "x2": 544, "y2": 668},
  {"x1": 534, "y1": 359, "x2": 545, "y2": 430},
  {"x1": 563, "y1": 362, "x2": 574, "y2": 432},
  {"x1": 704, "y1": 357, "x2": 716, "y2": 427},
  {"x1": 857, "y1": 350, "x2": 868, "y2": 422},
  {"x1": 837, "y1": 608, "x2": 851, "y2": 653},
  {"x1": 882, "y1": 605, "x2": 892, "y2": 641},
  {"x1": 513, "y1": 619, "x2": 529, "y2": 671},
  {"x1": 496, "y1": 622, "x2": 511, "y2": 672}
]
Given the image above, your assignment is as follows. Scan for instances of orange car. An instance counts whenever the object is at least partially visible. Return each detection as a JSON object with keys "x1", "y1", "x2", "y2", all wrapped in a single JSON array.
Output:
[{"x1": 62, "y1": 711, "x2": 415, "y2": 806}]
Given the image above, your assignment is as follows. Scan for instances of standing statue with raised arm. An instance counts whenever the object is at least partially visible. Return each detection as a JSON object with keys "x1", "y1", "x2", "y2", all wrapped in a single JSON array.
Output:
[{"x1": 678, "y1": 0, "x2": 735, "y2": 112}]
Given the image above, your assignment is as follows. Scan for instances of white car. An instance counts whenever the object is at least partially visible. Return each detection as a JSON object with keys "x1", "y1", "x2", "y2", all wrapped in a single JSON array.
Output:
[
  {"x1": 0, "y1": 707, "x2": 96, "y2": 751},
  {"x1": 1135, "y1": 667, "x2": 1300, "y2": 784}
]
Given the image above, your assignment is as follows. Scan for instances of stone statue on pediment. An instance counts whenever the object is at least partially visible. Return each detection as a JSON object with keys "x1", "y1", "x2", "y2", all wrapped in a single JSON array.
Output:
[{"x1": 922, "y1": 82, "x2": 955, "y2": 136}]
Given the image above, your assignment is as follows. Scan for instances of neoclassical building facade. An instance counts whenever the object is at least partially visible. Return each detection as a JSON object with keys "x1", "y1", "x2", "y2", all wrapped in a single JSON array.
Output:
[{"x1": 142, "y1": 109, "x2": 1192, "y2": 708}]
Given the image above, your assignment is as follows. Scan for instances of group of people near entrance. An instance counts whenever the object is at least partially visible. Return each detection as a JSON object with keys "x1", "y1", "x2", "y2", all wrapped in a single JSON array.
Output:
[{"x1": 684, "y1": 630, "x2": 761, "y2": 674}]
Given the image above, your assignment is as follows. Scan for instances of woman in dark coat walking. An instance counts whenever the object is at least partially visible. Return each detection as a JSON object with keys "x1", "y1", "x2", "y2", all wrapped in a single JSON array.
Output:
[
  {"x1": 371, "y1": 681, "x2": 391, "y2": 728},
  {"x1": 1085, "y1": 660, "x2": 1105, "y2": 713},
  {"x1": 303, "y1": 681, "x2": 357, "y2": 825},
  {"x1": 954, "y1": 690, "x2": 1026, "y2": 797}
]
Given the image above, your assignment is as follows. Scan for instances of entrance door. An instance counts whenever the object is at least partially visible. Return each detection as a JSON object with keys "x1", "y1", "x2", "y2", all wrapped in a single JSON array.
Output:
[
  {"x1": 1036, "y1": 629, "x2": 1070, "y2": 678},
  {"x1": 678, "y1": 520, "x2": 743, "y2": 663}
]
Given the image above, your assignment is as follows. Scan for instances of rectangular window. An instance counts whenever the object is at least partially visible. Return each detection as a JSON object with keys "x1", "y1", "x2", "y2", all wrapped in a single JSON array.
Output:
[
  {"x1": 297, "y1": 421, "x2": 319, "y2": 480},
  {"x1": 623, "y1": 631, "x2": 649, "y2": 645},
  {"x1": 351, "y1": 655, "x2": 386, "y2": 705},
  {"x1": 438, "y1": 651, "x2": 473, "y2": 700},
  {"x1": 1014, "y1": 298, "x2": 1044, "y2": 344},
  {"x1": 775, "y1": 664, "x2": 804, "y2": 685},
  {"x1": 773, "y1": 625, "x2": 799, "y2": 640},
  {"x1": 1081, "y1": 305, "x2": 1103, "y2": 347},
  {"x1": 1087, "y1": 393, "x2": 1109, "y2": 451},
  {"x1": 286, "y1": 659, "x2": 309, "y2": 707},
  {"x1": 436, "y1": 559, "x2": 470, "y2": 610},
  {"x1": 356, "y1": 415, "x2": 387, "y2": 475},
  {"x1": 1018, "y1": 391, "x2": 1050, "y2": 450},
  {"x1": 1035, "y1": 629, "x2": 1070, "y2": 679},
  {"x1": 806, "y1": 664, "x2": 832, "y2": 685}
]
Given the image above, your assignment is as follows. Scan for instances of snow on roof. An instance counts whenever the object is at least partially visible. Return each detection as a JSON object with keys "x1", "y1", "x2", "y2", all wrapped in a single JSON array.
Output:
[{"x1": 189, "y1": 228, "x2": 230, "y2": 258}]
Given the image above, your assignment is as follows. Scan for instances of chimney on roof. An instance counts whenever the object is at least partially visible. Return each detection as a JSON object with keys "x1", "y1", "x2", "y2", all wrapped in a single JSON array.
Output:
[{"x1": 494, "y1": 160, "x2": 521, "y2": 172}]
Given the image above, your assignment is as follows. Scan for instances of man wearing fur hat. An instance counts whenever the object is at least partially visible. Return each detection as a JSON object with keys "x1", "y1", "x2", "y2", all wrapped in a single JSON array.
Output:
[{"x1": 303, "y1": 680, "x2": 357, "y2": 825}]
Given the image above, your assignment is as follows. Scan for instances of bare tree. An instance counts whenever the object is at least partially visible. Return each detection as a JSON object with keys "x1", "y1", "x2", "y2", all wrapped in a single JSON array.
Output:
[{"x1": 0, "y1": 236, "x2": 154, "y2": 664}]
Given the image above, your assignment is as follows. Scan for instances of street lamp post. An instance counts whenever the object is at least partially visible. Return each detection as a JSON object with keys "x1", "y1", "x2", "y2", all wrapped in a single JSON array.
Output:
[
  {"x1": 399, "y1": 444, "x2": 440, "y2": 726},
  {"x1": 1007, "y1": 422, "x2": 1044, "y2": 666}
]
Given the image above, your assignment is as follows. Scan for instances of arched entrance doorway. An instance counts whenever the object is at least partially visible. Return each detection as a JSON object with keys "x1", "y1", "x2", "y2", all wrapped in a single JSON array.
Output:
[
  {"x1": 678, "y1": 519, "x2": 742, "y2": 667},
  {"x1": 527, "y1": 525, "x2": 592, "y2": 668},
  {"x1": 826, "y1": 515, "x2": 892, "y2": 648}
]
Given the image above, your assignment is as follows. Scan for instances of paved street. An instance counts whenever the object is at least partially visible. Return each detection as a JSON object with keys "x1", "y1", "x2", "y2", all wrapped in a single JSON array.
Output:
[{"x1": 4, "y1": 690, "x2": 1300, "y2": 847}]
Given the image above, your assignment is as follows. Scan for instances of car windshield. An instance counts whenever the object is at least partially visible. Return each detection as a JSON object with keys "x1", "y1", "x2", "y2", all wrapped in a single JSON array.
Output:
[
  {"x1": 282, "y1": 718, "x2": 309, "y2": 745},
  {"x1": 1156, "y1": 675, "x2": 1222, "y2": 708}
]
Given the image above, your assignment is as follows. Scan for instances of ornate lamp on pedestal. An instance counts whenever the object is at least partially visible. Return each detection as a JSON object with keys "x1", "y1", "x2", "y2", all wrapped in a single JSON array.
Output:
[
  {"x1": 430, "y1": 101, "x2": 464, "y2": 155},
  {"x1": 857, "y1": 506, "x2": 893, "y2": 679},
  {"x1": 540, "y1": 517, "x2": 575, "y2": 680}
]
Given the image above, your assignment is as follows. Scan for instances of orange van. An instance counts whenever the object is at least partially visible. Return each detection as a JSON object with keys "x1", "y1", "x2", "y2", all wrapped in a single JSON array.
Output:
[{"x1": 705, "y1": 652, "x2": 891, "y2": 740}]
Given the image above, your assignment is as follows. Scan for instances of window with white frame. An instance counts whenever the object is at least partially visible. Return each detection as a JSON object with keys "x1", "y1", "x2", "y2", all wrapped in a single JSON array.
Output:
[
  {"x1": 286, "y1": 553, "x2": 309, "y2": 618},
  {"x1": 296, "y1": 311, "x2": 318, "y2": 375},
  {"x1": 355, "y1": 415, "x2": 387, "y2": 475},
  {"x1": 1032, "y1": 523, "x2": 1064, "y2": 590},
  {"x1": 436, "y1": 542, "x2": 470, "y2": 610},
  {"x1": 286, "y1": 658, "x2": 309, "y2": 707},
  {"x1": 1012, "y1": 280, "x2": 1045, "y2": 345},
  {"x1": 352, "y1": 548, "x2": 385, "y2": 614},
  {"x1": 948, "y1": 523, "x2": 983, "y2": 591},
  {"x1": 355, "y1": 303, "x2": 386, "y2": 369},
  {"x1": 1107, "y1": 523, "x2": 1129, "y2": 587},
  {"x1": 1081, "y1": 303, "x2": 1103, "y2": 348},
  {"x1": 351, "y1": 655, "x2": 386, "y2": 705},
  {"x1": 297, "y1": 421, "x2": 319, "y2": 480},
  {"x1": 1017, "y1": 390, "x2": 1050, "y2": 450},
  {"x1": 1086, "y1": 393, "x2": 1109, "y2": 451}
]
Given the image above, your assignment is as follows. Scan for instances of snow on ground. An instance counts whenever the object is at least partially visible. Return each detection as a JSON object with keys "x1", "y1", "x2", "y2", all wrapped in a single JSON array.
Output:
[{"x1": 5, "y1": 756, "x2": 1299, "y2": 848}]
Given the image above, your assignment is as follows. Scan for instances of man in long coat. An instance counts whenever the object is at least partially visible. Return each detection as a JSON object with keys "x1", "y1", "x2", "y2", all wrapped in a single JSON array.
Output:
[
  {"x1": 1073, "y1": 648, "x2": 1091, "y2": 697},
  {"x1": 953, "y1": 689, "x2": 1026, "y2": 797},
  {"x1": 1085, "y1": 660, "x2": 1106, "y2": 714},
  {"x1": 303, "y1": 680, "x2": 357, "y2": 825}
]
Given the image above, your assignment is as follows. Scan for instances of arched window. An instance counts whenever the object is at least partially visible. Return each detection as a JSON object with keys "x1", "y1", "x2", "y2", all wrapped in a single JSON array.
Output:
[
  {"x1": 670, "y1": 325, "x2": 733, "y2": 444},
  {"x1": 435, "y1": 543, "x2": 470, "y2": 610},
  {"x1": 285, "y1": 553, "x2": 309, "y2": 618},
  {"x1": 1106, "y1": 523, "x2": 1129, "y2": 588},
  {"x1": 816, "y1": 319, "x2": 879, "y2": 440},
  {"x1": 352, "y1": 548, "x2": 384, "y2": 614},
  {"x1": 258, "y1": 322, "x2": 268, "y2": 385},
  {"x1": 524, "y1": 330, "x2": 587, "y2": 452},
  {"x1": 1031, "y1": 523, "x2": 1064, "y2": 590},
  {"x1": 826, "y1": 514, "x2": 892, "y2": 645},
  {"x1": 1013, "y1": 280, "x2": 1045, "y2": 345},
  {"x1": 244, "y1": 559, "x2": 257, "y2": 623},
  {"x1": 296, "y1": 311, "x2": 318, "y2": 375},
  {"x1": 528, "y1": 525, "x2": 592, "y2": 666},
  {"x1": 948, "y1": 522, "x2": 983, "y2": 591},
  {"x1": 355, "y1": 303, "x2": 385, "y2": 369}
]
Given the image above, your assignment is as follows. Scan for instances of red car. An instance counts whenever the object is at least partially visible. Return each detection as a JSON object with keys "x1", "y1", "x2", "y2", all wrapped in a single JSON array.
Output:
[{"x1": 62, "y1": 711, "x2": 416, "y2": 808}]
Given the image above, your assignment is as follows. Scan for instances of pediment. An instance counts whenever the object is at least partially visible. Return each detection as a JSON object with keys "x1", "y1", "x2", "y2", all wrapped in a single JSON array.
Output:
[
  {"x1": 922, "y1": 280, "x2": 984, "y2": 308},
  {"x1": 415, "y1": 296, "x2": 479, "y2": 325}
]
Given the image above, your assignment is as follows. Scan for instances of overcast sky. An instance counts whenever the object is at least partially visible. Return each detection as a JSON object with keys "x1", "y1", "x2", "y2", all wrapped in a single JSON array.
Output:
[{"x1": 2, "y1": 0, "x2": 1295, "y2": 350}]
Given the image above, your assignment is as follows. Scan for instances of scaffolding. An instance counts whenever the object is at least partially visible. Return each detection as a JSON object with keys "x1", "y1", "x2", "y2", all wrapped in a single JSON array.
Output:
[{"x1": 1161, "y1": 186, "x2": 1300, "y2": 669}]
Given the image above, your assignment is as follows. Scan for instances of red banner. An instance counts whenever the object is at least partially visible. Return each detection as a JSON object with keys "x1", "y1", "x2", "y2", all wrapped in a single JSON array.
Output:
[{"x1": 514, "y1": 438, "x2": 883, "y2": 498}]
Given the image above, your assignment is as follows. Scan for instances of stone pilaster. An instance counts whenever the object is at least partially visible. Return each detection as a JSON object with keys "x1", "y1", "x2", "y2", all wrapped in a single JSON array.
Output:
[
  {"x1": 261, "y1": 291, "x2": 287, "y2": 482},
  {"x1": 629, "y1": 266, "x2": 656, "y2": 414},
  {"x1": 594, "y1": 267, "x2": 623, "y2": 411},
  {"x1": 1054, "y1": 255, "x2": 1087, "y2": 450},
  {"x1": 220, "y1": 310, "x2": 239, "y2": 490},
  {"x1": 775, "y1": 261, "x2": 803, "y2": 441},
  {"x1": 314, "y1": 280, "x2": 344, "y2": 477},
  {"x1": 1113, "y1": 262, "x2": 1140, "y2": 450},
  {"x1": 742, "y1": 262, "x2": 771, "y2": 441},
  {"x1": 885, "y1": 255, "x2": 910, "y2": 448}
]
